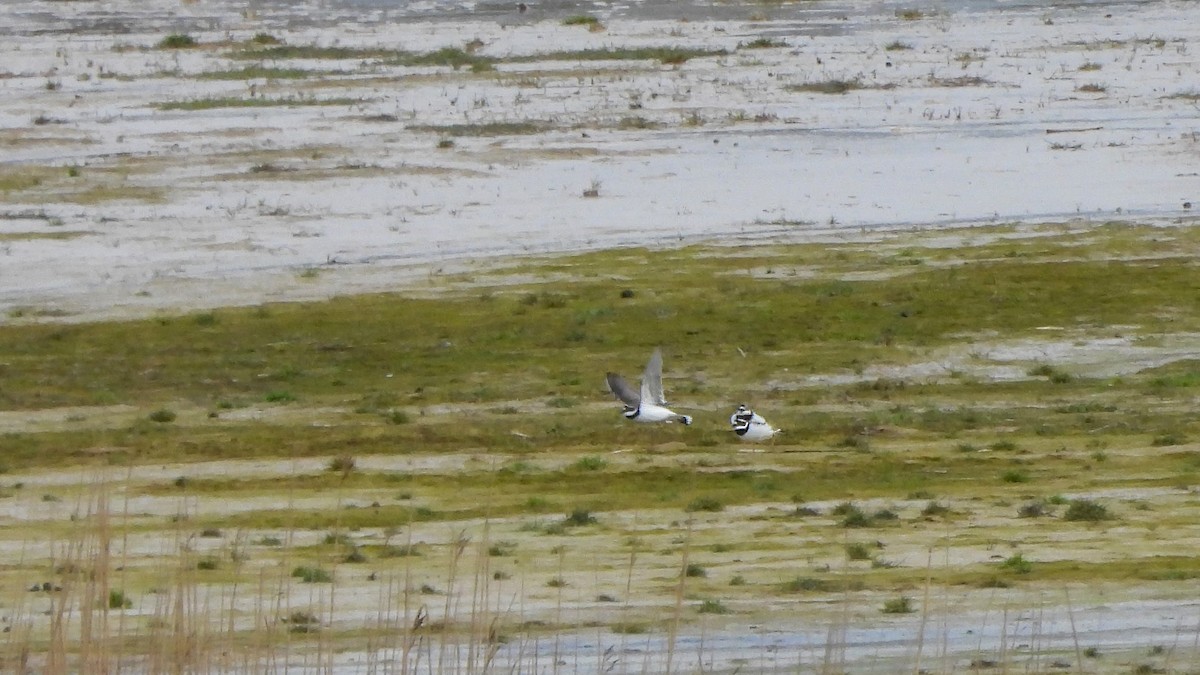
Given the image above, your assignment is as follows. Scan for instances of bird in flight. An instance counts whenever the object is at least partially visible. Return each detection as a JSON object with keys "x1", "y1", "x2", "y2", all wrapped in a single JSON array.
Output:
[{"x1": 606, "y1": 348, "x2": 693, "y2": 425}]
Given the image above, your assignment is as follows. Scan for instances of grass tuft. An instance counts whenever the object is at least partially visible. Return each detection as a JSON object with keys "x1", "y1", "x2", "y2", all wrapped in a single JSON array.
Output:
[
  {"x1": 1063, "y1": 499, "x2": 1110, "y2": 522},
  {"x1": 686, "y1": 496, "x2": 724, "y2": 512},
  {"x1": 739, "y1": 37, "x2": 786, "y2": 49},
  {"x1": 1000, "y1": 553, "x2": 1033, "y2": 574},
  {"x1": 108, "y1": 589, "x2": 133, "y2": 609},
  {"x1": 292, "y1": 566, "x2": 333, "y2": 583},
  {"x1": 698, "y1": 598, "x2": 731, "y2": 614},
  {"x1": 881, "y1": 596, "x2": 914, "y2": 613},
  {"x1": 573, "y1": 455, "x2": 606, "y2": 471},
  {"x1": 148, "y1": 408, "x2": 177, "y2": 423},
  {"x1": 845, "y1": 542, "x2": 873, "y2": 560},
  {"x1": 562, "y1": 15, "x2": 603, "y2": 30},
  {"x1": 563, "y1": 508, "x2": 597, "y2": 527},
  {"x1": 787, "y1": 79, "x2": 863, "y2": 94},
  {"x1": 158, "y1": 34, "x2": 197, "y2": 49}
]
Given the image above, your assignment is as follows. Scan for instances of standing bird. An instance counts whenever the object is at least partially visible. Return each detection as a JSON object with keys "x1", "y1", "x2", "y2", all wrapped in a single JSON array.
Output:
[
  {"x1": 606, "y1": 348, "x2": 693, "y2": 425},
  {"x1": 730, "y1": 404, "x2": 779, "y2": 442}
]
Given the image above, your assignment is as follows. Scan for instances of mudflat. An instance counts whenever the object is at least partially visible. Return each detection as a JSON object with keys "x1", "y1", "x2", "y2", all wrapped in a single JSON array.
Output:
[{"x1": 1, "y1": 0, "x2": 1199, "y2": 672}]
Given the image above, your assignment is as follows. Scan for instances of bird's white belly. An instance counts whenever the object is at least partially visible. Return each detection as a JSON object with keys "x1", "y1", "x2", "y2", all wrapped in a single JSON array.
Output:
[
  {"x1": 737, "y1": 423, "x2": 777, "y2": 442},
  {"x1": 637, "y1": 404, "x2": 678, "y2": 423}
]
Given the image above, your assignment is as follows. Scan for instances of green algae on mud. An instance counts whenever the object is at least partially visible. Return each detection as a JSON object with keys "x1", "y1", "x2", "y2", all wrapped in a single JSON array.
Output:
[{"x1": 2, "y1": 221, "x2": 1198, "y2": 411}]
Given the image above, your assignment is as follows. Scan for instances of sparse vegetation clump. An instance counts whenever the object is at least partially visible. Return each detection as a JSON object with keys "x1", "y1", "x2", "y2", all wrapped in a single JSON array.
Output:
[
  {"x1": 403, "y1": 46, "x2": 494, "y2": 71},
  {"x1": 786, "y1": 79, "x2": 863, "y2": 95},
  {"x1": 1063, "y1": 499, "x2": 1110, "y2": 522},
  {"x1": 686, "y1": 496, "x2": 724, "y2": 512},
  {"x1": 1001, "y1": 469, "x2": 1029, "y2": 483},
  {"x1": 158, "y1": 34, "x2": 197, "y2": 49},
  {"x1": 108, "y1": 589, "x2": 133, "y2": 609},
  {"x1": 563, "y1": 508, "x2": 597, "y2": 527},
  {"x1": 157, "y1": 96, "x2": 363, "y2": 111},
  {"x1": 698, "y1": 598, "x2": 730, "y2": 614},
  {"x1": 562, "y1": 15, "x2": 603, "y2": 30},
  {"x1": 881, "y1": 596, "x2": 914, "y2": 614},
  {"x1": 572, "y1": 455, "x2": 606, "y2": 471},
  {"x1": 1018, "y1": 500, "x2": 1051, "y2": 518},
  {"x1": 520, "y1": 46, "x2": 723, "y2": 65},
  {"x1": 1151, "y1": 432, "x2": 1187, "y2": 447},
  {"x1": 284, "y1": 611, "x2": 320, "y2": 633},
  {"x1": 196, "y1": 66, "x2": 315, "y2": 81},
  {"x1": 920, "y1": 501, "x2": 951, "y2": 517},
  {"x1": 1027, "y1": 363, "x2": 1072, "y2": 381},
  {"x1": 833, "y1": 502, "x2": 898, "y2": 528},
  {"x1": 782, "y1": 577, "x2": 834, "y2": 593},
  {"x1": 845, "y1": 542, "x2": 872, "y2": 560},
  {"x1": 265, "y1": 390, "x2": 296, "y2": 403},
  {"x1": 409, "y1": 121, "x2": 548, "y2": 137},
  {"x1": 739, "y1": 37, "x2": 786, "y2": 49},
  {"x1": 1000, "y1": 553, "x2": 1033, "y2": 574},
  {"x1": 292, "y1": 566, "x2": 333, "y2": 583},
  {"x1": 327, "y1": 454, "x2": 357, "y2": 475},
  {"x1": 148, "y1": 408, "x2": 177, "y2": 423}
]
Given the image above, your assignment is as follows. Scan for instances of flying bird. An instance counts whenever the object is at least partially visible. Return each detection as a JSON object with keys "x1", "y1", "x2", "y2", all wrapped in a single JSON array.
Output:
[
  {"x1": 730, "y1": 404, "x2": 779, "y2": 442},
  {"x1": 606, "y1": 348, "x2": 693, "y2": 425}
]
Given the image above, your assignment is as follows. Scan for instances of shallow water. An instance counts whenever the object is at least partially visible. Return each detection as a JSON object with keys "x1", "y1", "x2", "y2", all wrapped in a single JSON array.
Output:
[{"x1": 309, "y1": 596, "x2": 1200, "y2": 673}]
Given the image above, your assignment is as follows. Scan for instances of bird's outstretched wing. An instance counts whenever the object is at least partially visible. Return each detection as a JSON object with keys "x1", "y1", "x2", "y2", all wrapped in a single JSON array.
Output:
[
  {"x1": 641, "y1": 348, "x2": 667, "y2": 405},
  {"x1": 606, "y1": 372, "x2": 640, "y2": 407}
]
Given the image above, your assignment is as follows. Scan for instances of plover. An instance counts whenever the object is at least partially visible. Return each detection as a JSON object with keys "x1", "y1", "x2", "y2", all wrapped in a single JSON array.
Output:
[
  {"x1": 606, "y1": 348, "x2": 693, "y2": 425},
  {"x1": 730, "y1": 404, "x2": 779, "y2": 442}
]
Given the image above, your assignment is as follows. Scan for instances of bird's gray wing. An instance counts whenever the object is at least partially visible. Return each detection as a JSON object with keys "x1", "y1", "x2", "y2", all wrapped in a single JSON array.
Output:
[
  {"x1": 606, "y1": 372, "x2": 640, "y2": 407},
  {"x1": 641, "y1": 348, "x2": 667, "y2": 405}
]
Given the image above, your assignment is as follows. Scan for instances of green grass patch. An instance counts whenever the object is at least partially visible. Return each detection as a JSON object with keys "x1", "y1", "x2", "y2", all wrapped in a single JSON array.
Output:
[
  {"x1": 739, "y1": 37, "x2": 786, "y2": 49},
  {"x1": 1063, "y1": 499, "x2": 1110, "y2": 522},
  {"x1": 292, "y1": 566, "x2": 333, "y2": 583},
  {"x1": 196, "y1": 66, "x2": 322, "y2": 80},
  {"x1": 562, "y1": 15, "x2": 602, "y2": 27},
  {"x1": 228, "y1": 45, "x2": 402, "y2": 61},
  {"x1": 0, "y1": 230, "x2": 91, "y2": 242},
  {"x1": 513, "y1": 47, "x2": 724, "y2": 65},
  {"x1": 407, "y1": 121, "x2": 549, "y2": 137},
  {"x1": 786, "y1": 79, "x2": 863, "y2": 94},
  {"x1": 158, "y1": 34, "x2": 198, "y2": 49},
  {"x1": 881, "y1": 596, "x2": 914, "y2": 614}
]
